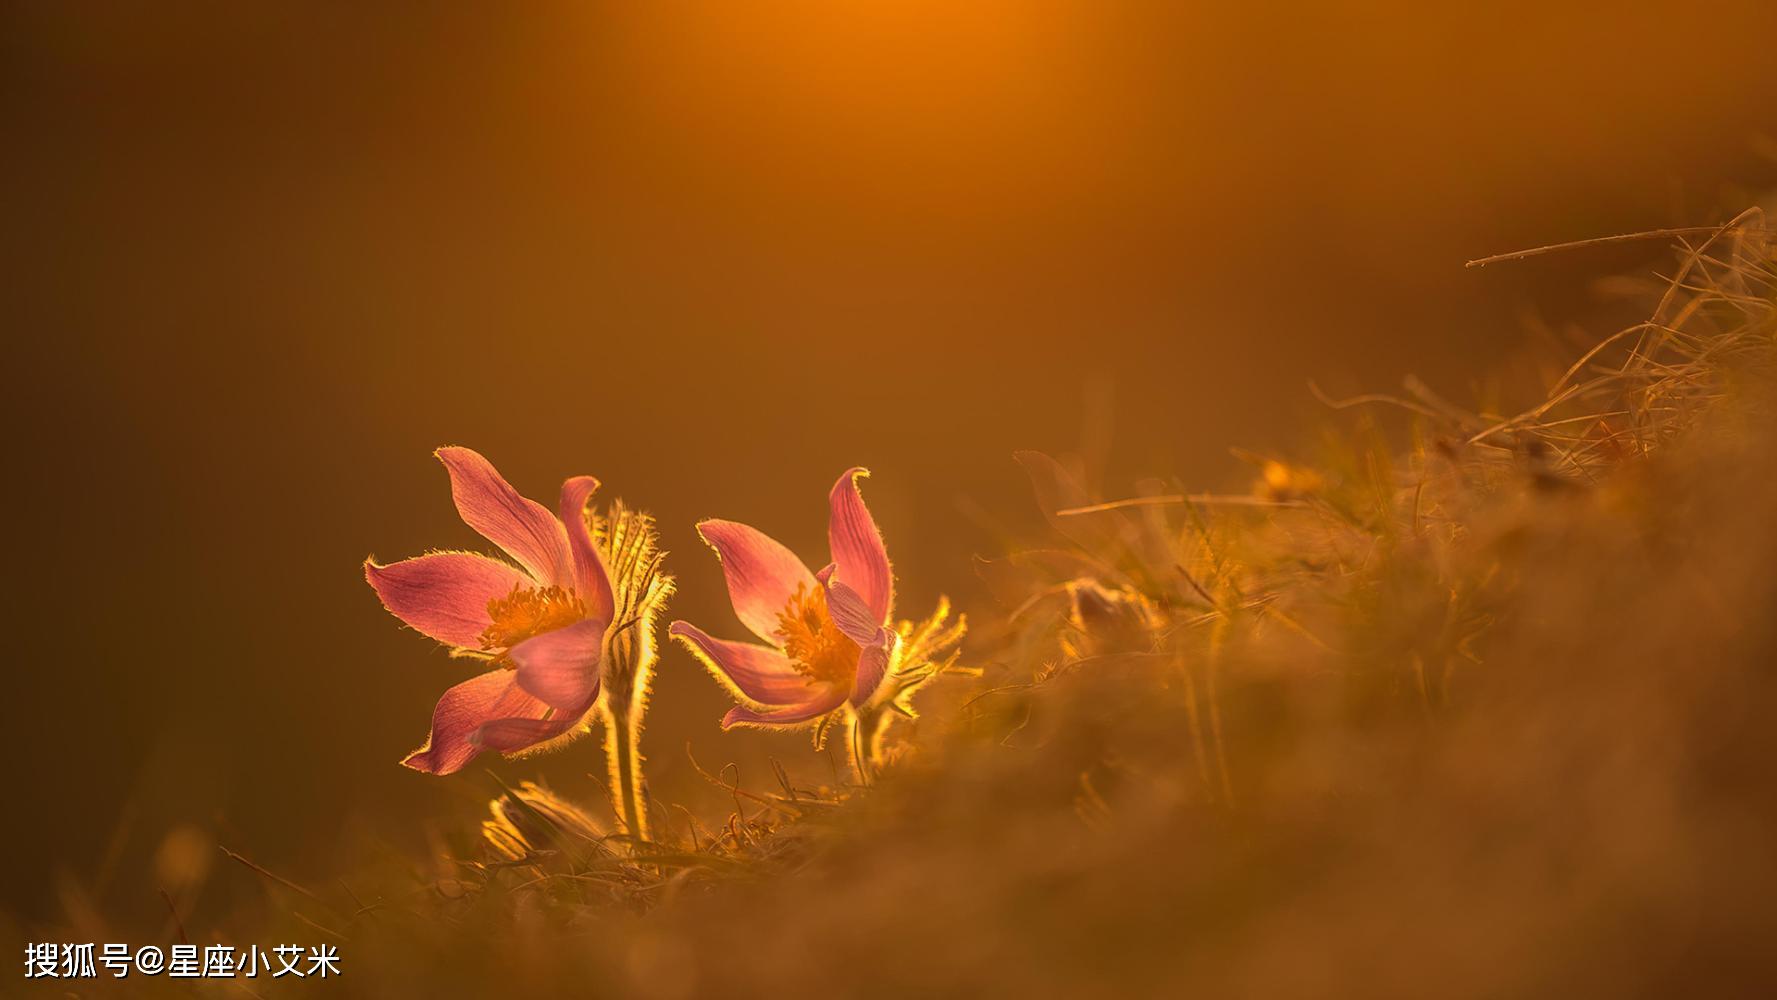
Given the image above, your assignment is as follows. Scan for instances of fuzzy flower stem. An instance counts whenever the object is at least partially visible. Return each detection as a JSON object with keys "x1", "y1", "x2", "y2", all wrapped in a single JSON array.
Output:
[
  {"x1": 847, "y1": 705, "x2": 890, "y2": 786},
  {"x1": 848, "y1": 713, "x2": 869, "y2": 786},
  {"x1": 605, "y1": 699, "x2": 649, "y2": 842},
  {"x1": 592, "y1": 501, "x2": 673, "y2": 846}
]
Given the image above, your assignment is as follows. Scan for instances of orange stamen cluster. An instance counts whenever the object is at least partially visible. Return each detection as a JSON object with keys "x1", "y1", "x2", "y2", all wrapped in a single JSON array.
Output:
[
  {"x1": 775, "y1": 582, "x2": 855, "y2": 687},
  {"x1": 480, "y1": 584, "x2": 585, "y2": 656}
]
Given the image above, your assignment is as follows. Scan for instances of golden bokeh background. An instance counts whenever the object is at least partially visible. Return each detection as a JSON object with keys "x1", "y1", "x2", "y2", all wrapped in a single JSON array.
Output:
[{"x1": 6, "y1": 1, "x2": 1776, "y2": 929}]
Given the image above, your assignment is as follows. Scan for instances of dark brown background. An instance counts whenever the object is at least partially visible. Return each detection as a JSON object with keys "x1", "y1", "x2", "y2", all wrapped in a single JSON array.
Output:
[{"x1": 4, "y1": 1, "x2": 1776, "y2": 929}]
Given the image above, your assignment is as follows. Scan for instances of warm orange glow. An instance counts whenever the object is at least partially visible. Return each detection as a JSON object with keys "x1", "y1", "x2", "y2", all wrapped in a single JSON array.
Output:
[{"x1": 8, "y1": 4, "x2": 1777, "y2": 993}]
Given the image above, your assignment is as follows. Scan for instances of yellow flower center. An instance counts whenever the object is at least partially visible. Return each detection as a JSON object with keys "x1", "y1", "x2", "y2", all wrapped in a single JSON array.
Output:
[
  {"x1": 775, "y1": 582, "x2": 855, "y2": 687},
  {"x1": 480, "y1": 584, "x2": 585, "y2": 656}
]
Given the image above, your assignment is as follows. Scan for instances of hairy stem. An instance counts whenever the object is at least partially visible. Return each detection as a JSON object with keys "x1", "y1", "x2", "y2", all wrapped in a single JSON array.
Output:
[
  {"x1": 605, "y1": 700, "x2": 649, "y2": 842},
  {"x1": 847, "y1": 707, "x2": 890, "y2": 786},
  {"x1": 588, "y1": 500, "x2": 672, "y2": 848}
]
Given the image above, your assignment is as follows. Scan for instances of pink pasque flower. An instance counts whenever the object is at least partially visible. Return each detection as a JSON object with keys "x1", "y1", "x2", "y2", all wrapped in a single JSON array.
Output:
[
  {"x1": 669, "y1": 468, "x2": 898, "y2": 729},
  {"x1": 364, "y1": 447, "x2": 615, "y2": 775}
]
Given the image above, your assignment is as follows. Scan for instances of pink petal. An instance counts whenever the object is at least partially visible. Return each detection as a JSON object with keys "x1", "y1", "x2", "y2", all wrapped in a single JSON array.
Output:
[
  {"x1": 364, "y1": 552, "x2": 530, "y2": 649},
  {"x1": 509, "y1": 619, "x2": 606, "y2": 710},
  {"x1": 813, "y1": 564, "x2": 894, "y2": 706},
  {"x1": 668, "y1": 621, "x2": 820, "y2": 705},
  {"x1": 696, "y1": 519, "x2": 815, "y2": 644},
  {"x1": 827, "y1": 467, "x2": 893, "y2": 625},
  {"x1": 558, "y1": 476, "x2": 616, "y2": 626},
  {"x1": 720, "y1": 686, "x2": 848, "y2": 729},
  {"x1": 474, "y1": 714, "x2": 581, "y2": 753},
  {"x1": 851, "y1": 641, "x2": 891, "y2": 706},
  {"x1": 435, "y1": 447, "x2": 575, "y2": 588},
  {"x1": 815, "y1": 563, "x2": 883, "y2": 647},
  {"x1": 402, "y1": 669, "x2": 548, "y2": 775}
]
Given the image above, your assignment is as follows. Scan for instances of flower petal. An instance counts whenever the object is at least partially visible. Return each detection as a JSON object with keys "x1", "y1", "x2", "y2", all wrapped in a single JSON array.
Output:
[
  {"x1": 474, "y1": 714, "x2": 582, "y2": 753},
  {"x1": 813, "y1": 564, "x2": 894, "y2": 706},
  {"x1": 815, "y1": 563, "x2": 883, "y2": 647},
  {"x1": 364, "y1": 552, "x2": 530, "y2": 649},
  {"x1": 668, "y1": 621, "x2": 820, "y2": 705},
  {"x1": 696, "y1": 519, "x2": 815, "y2": 644},
  {"x1": 509, "y1": 619, "x2": 606, "y2": 711},
  {"x1": 827, "y1": 467, "x2": 893, "y2": 625},
  {"x1": 851, "y1": 639, "x2": 892, "y2": 706},
  {"x1": 402, "y1": 669, "x2": 548, "y2": 775},
  {"x1": 720, "y1": 686, "x2": 847, "y2": 730},
  {"x1": 558, "y1": 476, "x2": 616, "y2": 626},
  {"x1": 436, "y1": 447, "x2": 575, "y2": 588}
]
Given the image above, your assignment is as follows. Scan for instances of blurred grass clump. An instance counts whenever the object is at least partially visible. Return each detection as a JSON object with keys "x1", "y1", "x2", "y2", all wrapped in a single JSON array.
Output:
[{"x1": 42, "y1": 212, "x2": 1777, "y2": 998}]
